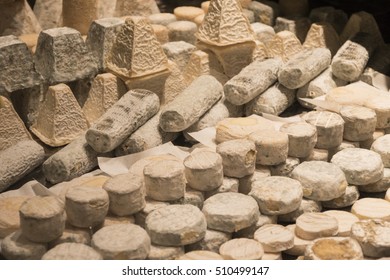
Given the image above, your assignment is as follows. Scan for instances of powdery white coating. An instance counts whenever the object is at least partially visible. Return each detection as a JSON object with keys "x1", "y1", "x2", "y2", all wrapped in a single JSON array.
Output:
[
  {"x1": 304, "y1": 237, "x2": 363, "y2": 260},
  {"x1": 248, "y1": 130, "x2": 289, "y2": 166},
  {"x1": 134, "y1": 198, "x2": 169, "y2": 228},
  {"x1": 322, "y1": 185, "x2": 360, "y2": 209},
  {"x1": 371, "y1": 135, "x2": 390, "y2": 168},
  {"x1": 278, "y1": 47, "x2": 331, "y2": 89},
  {"x1": 178, "y1": 250, "x2": 224, "y2": 260},
  {"x1": 202, "y1": 192, "x2": 259, "y2": 233},
  {"x1": 65, "y1": 186, "x2": 109, "y2": 228},
  {"x1": 219, "y1": 238, "x2": 264, "y2": 260},
  {"x1": 238, "y1": 166, "x2": 271, "y2": 194},
  {"x1": 145, "y1": 204, "x2": 207, "y2": 246},
  {"x1": 351, "y1": 198, "x2": 390, "y2": 221},
  {"x1": 266, "y1": 31, "x2": 303, "y2": 63},
  {"x1": 331, "y1": 148, "x2": 384, "y2": 185},
  {"x1": 144, "y1": 159, "x2": 186, "y2": 201},
  {"x1": 284, "y1": 224, "x2": 313, "y2": 256},
  {"x1": 184, "y1": 149, "x2": 223, "y2": 191},
  {"x1": 86, "y1": 89, "x2": 160, "y2": 153},
  {"x1": 1, "y1": 231, "x2": 47, "y2": 260},
  {"x1": 234, "y1": 214, "x2": 277, "y2": 239},
  {"x1": 224, "y1": 58, "x2": 282, "y2": 105},
  {"x1": 280, "y1": 122, "x2": 317, "y2": 158},
  {"x1": 278, "y1": 199, "x2": 322, "y2": 223},
  {"x1": 274, "y1": 17, "x2": 311, "y2": 43},
  {"x1": 148, "y1": 13, "x2": 177, "y2": 26},
  {"x1": 303, "y1": 22, "x2": 340, "y2": 56},
  {"x1": 340, "y1": 105, "x2": 377, "y2": 142},
  {"x1": 351, "y1": 219, "x2": 390, "y2": 258},
  {"x1": 359, "y1": 168, "x2": 390, "y2": 193},
  {"x1": 295, "y1": 212, "x2": 339, "y2": 240},
  {"x1": 103, "y1": 173, "x2": 145, "y2": 216},
  {"x1": 0, "y1": 196, "x2": 28, "y2": 238},
  {"x1": 167, "y1": 21, "x2": 197, "y2": 45},
  {"x1": 323, "y1": 210, "x2": 359, "y2": 237},
  {"x1": 216, "y1": 139, "x2": 257, "y2": 178},
  {"x1": 249, "y1": 176, "x2": 303, "y2": 215},
  {"x1": 254, "y1": 224, "x2": 294, "y2": 253},
  {"x1": 160, "y1": 75, "x2": 223, "y2": 132},
  {"x1": 247, "y1": 1, "x2": 279, "y2": 26},
  {"x1": 19, "y1": 196, "x2": 65, "y2": 243},
  {"x1": 186, "y1": 229, "x2": 232, "y2": 253},
  {"x1": 302, "y1": 110, "x2": 344, "y2": 149},
  {"x1": 42, "y1": 243, "x2": 102, "y2": 260},
  {"x1": 0, "y1": 140, "x2": 45, "y2": 192},
  {"x1": 92, "y1": 224, "x2": 151, "y2": 260},
  {"x1": 147, "y1": 245, "x2": 184, "y2": 260},
  {"x1": 291, "y1": 161, "x2": 347, "y2": 201}
]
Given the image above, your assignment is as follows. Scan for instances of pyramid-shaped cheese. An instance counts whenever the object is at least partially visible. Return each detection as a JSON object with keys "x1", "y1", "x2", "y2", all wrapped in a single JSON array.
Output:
[
  {"x1": 0, "y1": 96, "x2": 32, "y2": 152},
  {"x1": 196, "y1": 0, "x2": 256, "y2": 46},
  {"x1": 106, "y1": 16, "x2": 169, "y2": 79},
  {"x1": 31, "y1": 84, "x2": 88, "y2": 147}
]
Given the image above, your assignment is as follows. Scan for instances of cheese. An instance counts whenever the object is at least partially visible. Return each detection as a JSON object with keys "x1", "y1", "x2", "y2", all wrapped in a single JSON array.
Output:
[
  {"x1": 204, "y1": 177, "x2": 239, "y2": 199},
  {"x1": 302, "y1": 148, "x2": 329, "y2": 162},
  {"x1": 219, "y1": 238, "x2": 264, "y2": 260},
  {"x1": 33, "y1": 0, "x2": 62, "y2": 30},
  {"x1": 238, "y1": 166, "x2": 271, "y2": 194},
  {"x1": 49, "y1": 224, "x2": 91, "y2": 247},
  {"x1": 303, "y1": 22, "x2": 340, "y2": 56},
  {"x1": 278, "y1": 198, "x2": 322, "y2": 223},
  {"x1": 351, "y1": 198, "x2": 390, "y2": 221},
  {"x1": 322, "y1": 185, "x2": 360, "y2": 209},
  {"x1": 62, "y1": 0, "x2": 98, "y2": 35},
  {"x1": 323, "y1": 210, "x2": 359, "y2": 237},
  {"x1": 1, "y1": 231, "x2": 47, "y2": 260},
  {"x1": 186, "y1": 229, "x2": 231, "y2": 253},
  {"x1": 42, "y1": 243, "x2": 102, "y2": 260},
  {"x1": 304, "y1": 237, "x2": 363, "y2": 260},
  {"x1": 295, "y1": 212, "x2": 339, "y2": 240},
  {"x1": 174, "y1": 6, "x2": 204, "y2": 22},
  {"x1": 284, "y1": 224, "x2": 313, "y2": 256},
  {"x1": 134, "y1": 198, "x2": 169, "y2": 228},
  {"x1": 359, "y1": 168, "x2": 390, "y2": 193},
  {"x1": 309, "y1": 6, "x2": 348, "y2": 34},
  {"x1": 254, "y1": 224, "x2": 294, "y2": 253},
  {"x1": 274, "y1": 17, "x2": 311, "y2": 43},
  {"x1": 114, "y1": 0, "x2": 159, "y2": 17},
  {"x1": 147, "y1": 245, "x2": 184, "y2": 260},
  {"x1": 371, "y1": 135, "x2": 390, "y2": 168},
  {"x1": 248, "y1": 1, "x2": 279, "y2": 26},
  {"x1": 167, "y1": 21, "x2": 197, "y2": 45},
  {"x1": 266, "y1": 31, "x2": 303, "y2": 62},
  {"x1": 152, "y1": 24, "x2": 169, "y2": 45},
  {"x1": 178, "y1": 250, "x2": 224, "y2": 260},
  {"x1": 340, "y1": 105, "x2": 377, "y2": 142},
  {"x1": 162, "y1": 41, "x2": 196, "y2": 72},
  {"x1": 234, "y1": 214, "x2": 277, "y2": 239},
  {"x1": 148, "y1": 13, "x2": 177, "y2": 26},
  {"x1": 280, "y1": 122, "x2": 317, "y2": 158},
  {"x1": 251, "y1": 22, "x2": 275, "y2": 43},
  {"x1": 0, "y1": 196, "x2": 28, "y2": 238}
]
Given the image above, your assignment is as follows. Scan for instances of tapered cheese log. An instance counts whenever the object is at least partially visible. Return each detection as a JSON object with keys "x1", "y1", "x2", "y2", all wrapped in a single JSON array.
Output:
[
  {"x1": 234, "y1": 214, "x2": 277, "y2": 239},
  {"x1": 1, "y1": 231, "x2": 47, "y2": 260},
  {"x1": 274, "y1": 17, "x2": 311, "y2": 43},
  {"x1": 145, "y1": 204, "x2": 207, "y2": 246},
  {"x1": 147, "y1": 245, "x2": 184, "y2": 260},
  {"x1": 359, "y1": 168, "x2": 390, "y2": 193},
  {"x1": 19, "y1": 196, "x2": 66, "y2": 243},
  {"x1": 162, "y1": 41, "x2": 197, "y2": 71},
  {"x1": 238, "y1": 166, "x2": 271, "y2": 195},
  {"x1": 42, "y1": 243, "x2": 102, "y2": 260},
  {"x1": 219, "y1": 238, "x2": 264, "y2": 260},
  {"x1": 251, "y1": 22, "x2": 275, "y2": 43},
  {"x1": 280, "y1": 122, "x2": 317, "y2": 158},
  {"x1": 323, "y1": 210, "x2": 359, "y2": 237},
  {"x1": 278, "y1": 198, "x2": 322, "y2": 223},
  {"x1": 269, "y1": 157, "x2": 300, "y2": 177},
  {"x1": 0, "y1": 140, "x2": 45, "y2": 192},
  {"x1": 304, "y1": 237, "x2": 363, "y2": 260},
  {"x1": 224, "y1": 58, "x2": 282, "y2": 105},
  {"x1": 303, "y1": 23, "x2": 340, "y2": 56},
  {"x1": 331, "y1": 148, "x2": 384, "y2": 185},
  {"x1": 178, "y1": 250, "x2": 224, "y2": 260},
  {"x1": 254, "y1": 224, "x2": 294, "y2": 253},
  {"x1": 159, "y1": 75, "x2": 222, "y2": 132},
  {"x1": 202, "y1": 193, "x2": 259, "y2": 233},
  {"x1": 247, "y1": 1, "x2": 279, "y2": 26},
  {"x1": 186, "y1": 229, "x2": 232, "y2": 253},
  {"x1": 86, "y1": 89, "x2": 159, "y2": 153},
  {"x1": 0, "y1": 196, "x2": 28, "y2": 238},
  {"x1": 351, "y1": 198, "x2": 390, "y2": 221},
  {"x1": 266, "y1": 31, "x2": 303, "y2": 62},
  {"x1": 322, "y1": 185, "x2": 359, "y2": 209},
  {"x1": 332, "y1": 32, "x2": 377, "y2": 82},
  {"x1": 149, "y1": 13, "x2": 177, "y2": 26},
  {"x1": 103, "y1": 173, "x2": 145, "y2": 216},
  {"x1": 278, "y1": 48, "x2": 331, "y2": 89},
  {"x1": 92, "y1": 224, "x2": 151, "y2": 260},
  {"x1": 167, "y1": 21, "x2": 197, "y2": 44},
  {"x1": 295, "y1": 213, "x2": 339, "y2": 240},
  {"x1": 291, "y1": 161, "x2": 347, "y2": 201}
]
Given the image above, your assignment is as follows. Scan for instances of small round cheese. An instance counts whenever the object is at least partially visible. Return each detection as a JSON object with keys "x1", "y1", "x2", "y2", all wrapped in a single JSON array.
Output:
[
  {"x1": 1, "y1": 231, "x2": 47, "y2": 260},
  {"x1": 304, "y1": 237, "x2": 364, "y2": 260},
  {"x1": 0, "y1": 196, "x2": 29, "y2": 238},
  {"x1": 254, "y1": 224, "x2": 294, "y2": 253},
  {"x1": 340, "y1": 105, "x2": 377, "y2": 141},
  {"x1": 322, "y1": 185, "x2": 360, "y2": 209},
  {"x1": 284, "y1": 224, "x2": 313, "y2": 256},
  {"x1": 177, "y1": 250, "x2": 224, "y2": 260},
  {"x1": 278, "y1": 199, "x2": 322, "y2": 223},
  {"x1": 323, "y1": 210, "x2": 359, "y2": 237},
  {"x1": 49, "y1": 225, "x2": 91, "y2": 247},
  {"x1": 280, "y1": 122, "x2": 317, "y2": 158},
  {"x1": 186, "y1": 229, "x2": 232, "y2": 253},
  {"x1": 238, "y1": 166, "x2": 271, "y2": 194},
  {"x1": 134, "y1": 198, "x2": 169, "y2": 228},
  {"x1": 174, "y1": 6, "x2": 204, "y2": 22},
  {"x1": 351, "y1": 198, "x2": 390, "y2": 221},
  {"x1": 371, "y1": 135, "x2": 390, "y2": 168},
  {"x1": 269, "y1": 157, "x2": 300, "y2": 177},
  {"x1": 359, "y1": 168, "x2": 390, "y2": 193},
  {"x1": 147, "y1": 245, "x2": 184, "y2": 260},
  {"x1": 42, "y1": 243, "x2": 103, "y2": 260},
  {"x1": 234, "y1": 214, "x2": 277, "y2": 239},
  {"x1": 219, "y1": 238, "x2": 264, "y2": 260},
  {"x1": 295, "y1": 212, "x2": 339, "y2": 240}
]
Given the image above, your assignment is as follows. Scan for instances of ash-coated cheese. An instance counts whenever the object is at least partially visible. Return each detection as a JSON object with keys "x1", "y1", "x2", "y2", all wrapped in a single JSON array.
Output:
[
  {"x1": 184, "y1": 149, "x2": 223, "y2": 191},
  {"x1": 145, "y1": 204, "x2": 206, "y2": 246},
  {"x1": 340, "y1": 105, "x2": 377, "y2": 142},
  {"x1": 186, "y1": 229, "x2": 231, "y2": 253},
  {"x1": 202, "y1": 193, "x2": 259, "y2": 233},
  {"x1": 238, "y1": 166, "x2": 271, "y2": 194},
  {"x1": 351, "y1": 198, "x2": 390, "y2": 221},
  {"x1": 1, "y1": 231, "x2": 47, "y2": 260},
  {"x1": 178, "y1": 250, "x2": 224, "y2": 260},
  {"x1": 219, "y1": 238, "x2": 264, "y2": 260},
  {"x1": 254, "y1": 224, "x2": 294, "y2": 253},
  {"x1": 284, "y1": 224, "x2": 313, "y2": 256},
  {"x1": 19, "y1": 196, "x2": 65, "y2": 243},
  {"x1": 42, "y1": 243, "x2": 103, "y2": 260},
  {"x1": 278, "y1": 199, "x2": 322, "y2": 223},
  {"x1": 295, "y1": 212, "x2": 339, "y2": 240},
  {"x1": 92, "y1": 224, "x2": 151, "y2": 260},
  {"x1": 103, "y1": 173, "x2": 145, "y2": 216},
  {"x1": 304, "y1": 237, "x2": 363, "y2": 260},
  {"x1": 216, "y1": 139, "x2": 256, "y2": 178},
  {"x1": 65, "y1": 186, "x2": 109, "y2": 228},
  {"x1": 331, "y1": 148, "x2": 384, "y2": 185},
  {"x1": 144, "y1": 159, "x2": 186, "y2": 201},
  {"x1": 302, "y1": 110, "x2": 344, "y2": 149},
  {"x1": 86, "y1": 89, "x2": 160, "y2": 153},
  {"x1": 114, "y1": 0, "x2": 160, "y2": 17},
  {"x1": 280, "y1": 122, "x2": 317, "y2": 158},
  {"x1": 147, "y1": 245, "x2": 184, "y2": 260},
  {"x1": 162, "y1": 41, "x2": 197, "y2": 72},
  {"x1": 0, "y1": 196, "x2": 28, "y2": 238},
  {"x1": 322, "y1": 185, "x2": 360, "y2": 209},
  {"x1": 291, "y1": 161, "x2": 347, "y2": 201},
  {"x1": 371, "y1": 135, "x2": 390, "y2": 168},
  {"x1": 359, "y1": 168, "x2": 390, "y2": 193},
  {"x1": 323, "y1": 210, "x2": 359, "y2": 237},
  {"x1": 251, "y1": 22, "x2": 275, "y2": 43},
  {"x1": 249, "y1": 176, "x2": 303, "y2": 215}
]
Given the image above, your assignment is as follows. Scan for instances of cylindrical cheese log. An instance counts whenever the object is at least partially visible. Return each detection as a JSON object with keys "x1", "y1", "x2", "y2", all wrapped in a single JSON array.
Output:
[
  {"x1": 19, "y1": 196, "x2": 65, "y2": 243},
  {"x1": 148, "y1": 13, "x2": 177, "y2": 26},
  {"x1": 86, "y1": 89, "x2": 160, "y2": 153},
  {"x1": 304, "y1": 237, "x2": 363, "y2": 260},
  {"x1": 302, "y1": 110, "x2": 344, "y2": 149},
  {"x1": 186, "y1": 229, "x2": 232, "y2": 253},
  {"x1": 92, "y1": 224, "x2": 151, "y2": 260},
  {"x1": 0, "y1": 140, "x2": 45, "y2": 192},
  {"x1": 340, "y1": 105, "x2": 377, "y2": 141},
  {"x1": 42, "y1": 243, "x2": 103, "y2": 260},
  {"x1": 167, "y1": 21, "x2": 197, "y2": 44},
  {"x1": 278, "y1": 199, "x2": 322, "y2": 223},
  {"x1": 144, "y1": 159, "x2": 186, "y2": 201},
  {"x1": 322, "y1": 185, "x2": 360, "y2": 209},
  {"x1": 1, "y1": 231, "x2": 47, "y2": 260},
  {"x1": 145, "y1": 204, "x2": 207, "y2": 246},
  {"x1": 160, "y1": 75, "x2": 223, "y2": 132},
  {"x1": 371, "y1": 135, "x2": 390, "y2": 168},
  {"x1": 224, "y1": 58, "x2": 282, "y2": 105},
  {"x1": 177, "y1": 250, "x2": 224, "y2": 260},
  {"x1": 219, "y1": 238, "x2": 264, "y2": 260},
  {"x1": 278, "y1": 48, "x2": 331, "y2": 89},
  {"x1": 202, "y1": 193, "x2": 259, "y2": 233},
  {"x1": 248, "y1": 130, "x2": 289, "y2": 165},
  {"x1": 249, "y1": 176, "x2": 303, "y2": 215},
  {"x1": 295, "y1": 212, "x2": 339, "y2": 240},
  {"x1": 359, "y1": 168, "x2": 390, "y2": 193},
  {"x1": 351, "y1": 198, "x2": 390, "y2": 221},
  {"x1": 216, "y1": 139, "x2": 257, "y2": 178},
  {"x1": 291, "y1": 161, "x2": 348, "y2": 201},
  {"x1": 331, "y1": 148, "x2": 384, "y2": 185},
  {"x1": 147, "y1": 245, "x2": 184, "y2": 260},
  {"x1": 245, "y1": 83, "x2": 296, "y2": 116},
  {"x1": 103, "y1": 173, "x2": 145, "y2": 216},
  {"x1": 332, "y1": 32, "x2": 377, "y2": 82},
  {"x1": 0, "y1": 196, "x2": 28, "y2": 239},
  {"x1": 254, "y1": 224, "x2": 294, "y2": 253},
  {"x1": 280, "y1": 122, "x2": 317, "y2": 158},
  {"x1": 184, "y1": 149, "x2": 224, "y2": 191},
  {"x1": 323, "y1": 210, "x2": 359, "y2": 237},
  {"x1": 65, "y1": 186, "x2": 109, "y2": 228},
  {"x1": 62, "y1": 0, "x2": 98, "y2": 35}
]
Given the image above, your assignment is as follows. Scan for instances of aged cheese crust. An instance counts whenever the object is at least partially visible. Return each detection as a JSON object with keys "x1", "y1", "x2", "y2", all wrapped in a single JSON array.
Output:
[
  {"x1": 295, "y1": 213, "x2": 339, "y2": 240},
  {"x1": 304, "y1": 237, "x2": 363, "y2": 260},
  {"x1": 186, "y1": 229, "x2": 231, "y2": 253},
  {"x1": 1, "y1": 230, "x2": 47, "y2": 260},
  {"x1": 254, "y1": 224, "x2": 294, "y2": 253},
  {"x1": 42, "y1": 243, "x2": 103, "y2": 260},
  {"x1": 219, "y1": 238, "x2": 264, "y2": 260}
]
